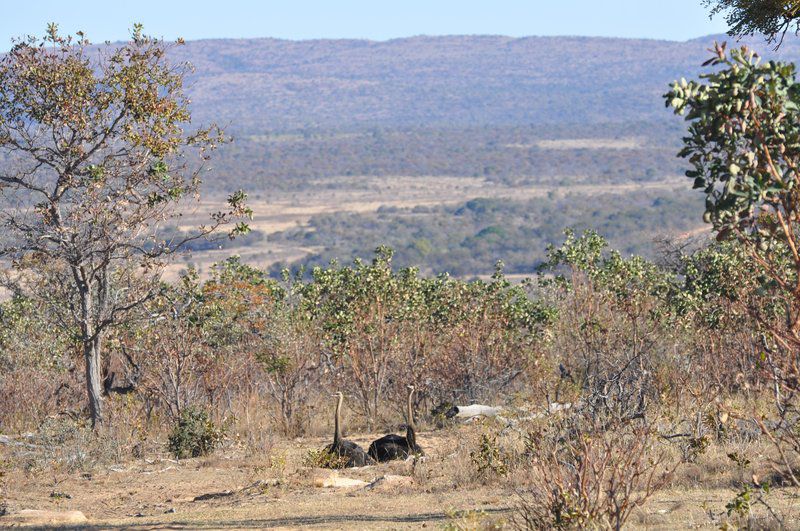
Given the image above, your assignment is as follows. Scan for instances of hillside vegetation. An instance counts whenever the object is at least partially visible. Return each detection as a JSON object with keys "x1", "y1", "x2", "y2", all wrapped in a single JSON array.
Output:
[
  {"x1": 158, "y1": 34, "x2": 798, "y2": 277},
  {"x1": 173, "y1": 34, "x2": 800, "y2": 132},
  {"x1": 266, "y1": 188, "x2": 703, "y2": 276}
]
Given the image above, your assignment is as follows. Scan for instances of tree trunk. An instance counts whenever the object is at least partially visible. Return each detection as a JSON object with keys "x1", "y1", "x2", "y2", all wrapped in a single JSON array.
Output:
[{"x1": 84, "y1": 332, "x2": 104, "y2": 428}]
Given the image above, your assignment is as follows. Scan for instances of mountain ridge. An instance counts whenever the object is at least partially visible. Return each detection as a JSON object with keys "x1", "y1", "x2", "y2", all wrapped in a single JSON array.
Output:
[{"x1": 168, "y1": 33, "x2": 800, "y2": 132}]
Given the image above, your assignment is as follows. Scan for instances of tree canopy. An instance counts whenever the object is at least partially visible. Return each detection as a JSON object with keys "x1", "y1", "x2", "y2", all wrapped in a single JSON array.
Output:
[
  {"x1": 0, "y1": 24, "x2": 251, "y2": 426},
  {"x1": 704, "y1": 0, "x2": 800, "y2": 46},
  {"x1": 666, "y1": 43, "x2": 799, "y2": 348}
]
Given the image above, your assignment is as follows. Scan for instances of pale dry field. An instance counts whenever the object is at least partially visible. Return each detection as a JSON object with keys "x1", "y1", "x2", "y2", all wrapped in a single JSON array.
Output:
[
  {"x1": 507, "y1": 138, "x2": 644, "y2": 150},
  {"x1": 166, "y1": 174, "x2": 689, "y2": 280}
]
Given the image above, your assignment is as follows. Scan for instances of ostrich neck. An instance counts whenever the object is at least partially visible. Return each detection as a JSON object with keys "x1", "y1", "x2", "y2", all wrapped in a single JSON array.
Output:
[
  {"x1": 334, "y1": 394, "x2": 342, "y2": 444},
  {"x1": 406, "y1": 389, "x2": 416, "y2": 445}
]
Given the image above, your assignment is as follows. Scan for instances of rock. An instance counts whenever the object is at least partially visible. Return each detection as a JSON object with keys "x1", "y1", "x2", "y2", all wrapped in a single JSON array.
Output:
[
  {"x1": 364, "y1": 474, "x2": 414, "y2": 492},
  {"x1": 313, "y1": 471, "x2": 368, "y2": 489},
  {"x1": 451, "y1": 404, "x2": 504, "y2": 419},
  {"x1": 2, "y1": 509, "x2": 88, "y2": 526},
  {"x1": 164, "y1": 507, "x2": 176, "y2": 514}
]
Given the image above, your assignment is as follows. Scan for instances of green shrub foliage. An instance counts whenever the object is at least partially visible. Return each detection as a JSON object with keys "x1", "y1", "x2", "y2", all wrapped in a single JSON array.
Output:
[{"x1": 167, "y1": 406, "x2": 225, "y2": 459}]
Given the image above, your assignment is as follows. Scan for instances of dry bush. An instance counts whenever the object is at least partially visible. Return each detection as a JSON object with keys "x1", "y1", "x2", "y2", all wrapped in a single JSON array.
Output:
[
  {"x1": 8, "y1": 416, "x2": 124, "y2": 479},
  {"x1": 127, "y1": 319, "x2": 262, "y2": 430},
  {"x1": 514, "y1": 414, "x2": 676, "y2": 530},
  {"x1": 421, "y1": 274, "x2": 552, "y2": 407},
  {"x1": 752, "y1": 392, "x2": 800, "y2": 487},
  {"x1": 410, "y1": 422, "x2": 492, "y2": 490},
  {"x1": 547, "y1": 277, "x2": 674, "y2": 427},
  {"x1": 301, "y1": 251, "x2": 553, "y2": 429},
  {"x1": 228, "y1": 393, "x2": 277, "y2": 457},
  {"x1": 134, "y1": 321, "x2": 213, "y2": 421},
  {"x1": 0, "y1": 296, "x2": 82, "y2": 432},
  {"x1": 323, "y1": 305, "x2": 409, "y2": 430},
  {"x1": 250, "y1": 313, "x2": 322, "y2": 437},
  {"x1": 0, "y1": 367, "x2": 82, "y2": 432},
  {"x1": 444, "y1": 509, "x2": 508, "y2": 531},
  {"x1": 425, "y1": 318, "x2": 535, "y2": 406}
]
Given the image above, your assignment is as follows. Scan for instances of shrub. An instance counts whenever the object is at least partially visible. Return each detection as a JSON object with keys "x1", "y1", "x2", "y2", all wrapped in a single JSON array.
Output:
[
  {"x1": 667, "y1": 43, "x2": 800, "y2": 487},
  {"x1": 7, "y1": 417, "x2": 125, "y2": 476},
  {"x1": 302, "y1": 448, "x2": 349, "y2": 469},
  {"x1": 167, "y1": 407, "x2": 225, "y2": 459},
  {"x1": 471, "y1": 432, "x2": 509, "y2": 478},
  {"x1": 514, "y1": 418, "x2": 676, "y2": 530}
]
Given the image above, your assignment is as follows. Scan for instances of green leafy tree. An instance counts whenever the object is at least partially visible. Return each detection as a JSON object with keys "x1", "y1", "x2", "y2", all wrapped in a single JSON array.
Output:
[
  {"x1": 0, "y1": 25, "x2": 251, "y2": 427},
  {"x1": 704, "y1": 0, "x2": 800, "y2": 47},
  {"x1": 667, "y1": 43, "x2": 800, "y2": 484},
  {"x1": 300, "y1": 247, "x2": 426, "y2": 427},
  {"x1": 666, "y1": 44, "x2": 797, "y2": 349}
]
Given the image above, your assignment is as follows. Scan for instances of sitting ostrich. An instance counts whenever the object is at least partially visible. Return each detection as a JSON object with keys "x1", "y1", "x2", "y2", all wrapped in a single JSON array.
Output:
[
  {"x1": 368, "y1": 385, "x2": 424, "y2": 462},
  {"x1": 324, "y1": 392, "x2": 373, "y2": 467}
]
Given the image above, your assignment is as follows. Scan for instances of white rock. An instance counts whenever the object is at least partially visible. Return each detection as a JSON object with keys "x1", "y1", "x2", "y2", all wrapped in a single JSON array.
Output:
[
  {"x1": 313, "y1": 471, "x2": 368, "y2": 488},
  {"x1": 452, "y1": 404, "x2": 504, "y2": 419}
]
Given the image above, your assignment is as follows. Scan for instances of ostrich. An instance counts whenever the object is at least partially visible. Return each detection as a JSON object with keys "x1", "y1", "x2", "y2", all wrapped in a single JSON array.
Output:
[
  {"x1": 368, "y1": 385, "x2": 424, "y2": 462},
  {"x1": 324, "y1": 392, "x2": 373, "y2": 467}
]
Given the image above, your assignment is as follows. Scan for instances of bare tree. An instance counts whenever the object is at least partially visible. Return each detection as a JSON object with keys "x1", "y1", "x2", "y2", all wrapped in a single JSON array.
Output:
[{"x1": 0, "y1": 24, "x2": 251, "y2": 427}]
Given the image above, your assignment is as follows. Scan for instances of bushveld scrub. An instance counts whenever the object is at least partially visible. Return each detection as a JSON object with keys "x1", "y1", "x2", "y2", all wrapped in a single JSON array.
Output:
[
  {"x1": 0, "y1": 234, "x2": 783, "y2": 421},
  {"x1": 3, "y1": 39, "x2": 800, "y2": 528},
  {"x1": 514, "y1": 419, "x2": 675, "y2": 530},
  {"x1": 0, "y1": 231, "x2": 796, "y2": 526}
]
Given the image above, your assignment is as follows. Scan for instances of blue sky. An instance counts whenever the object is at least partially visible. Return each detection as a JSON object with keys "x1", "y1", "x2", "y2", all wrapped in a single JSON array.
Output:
[{"x1": 1, "y1": 0, "x2": 729, "y2": 49}]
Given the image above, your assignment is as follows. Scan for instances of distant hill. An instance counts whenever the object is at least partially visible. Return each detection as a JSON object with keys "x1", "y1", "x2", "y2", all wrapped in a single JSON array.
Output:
[
  {"x1": 10, "y1": 33, "x2": 775, "y2": 274},
  {"x1": 171, "y1": 34, "x2": 800, "y2": 132}
]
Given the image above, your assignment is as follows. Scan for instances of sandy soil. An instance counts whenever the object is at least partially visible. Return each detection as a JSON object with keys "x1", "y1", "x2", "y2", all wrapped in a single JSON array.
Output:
[{"x1": 4, "y1": 425, "x2": 799, "y2": 530}]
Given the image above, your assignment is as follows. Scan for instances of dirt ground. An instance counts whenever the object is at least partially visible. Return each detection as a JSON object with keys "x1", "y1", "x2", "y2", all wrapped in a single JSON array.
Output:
[{"x1": 4, "y1": 426, "x2": 800, "y2": 530}]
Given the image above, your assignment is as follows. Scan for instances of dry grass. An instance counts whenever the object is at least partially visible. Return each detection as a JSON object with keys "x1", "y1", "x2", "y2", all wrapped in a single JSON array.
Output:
[
  {"x1": 3, "y1": 418, "x2": 799, "y2": 529},
  {"x1": 504, "y1": 138, "x2": 643, "y2": 150},
  {"x1": 531, "y1": 138, "x2": 644, "y2": 150}
]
